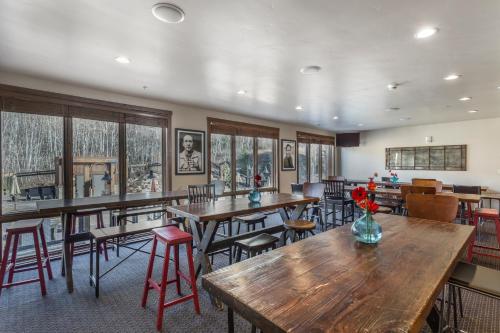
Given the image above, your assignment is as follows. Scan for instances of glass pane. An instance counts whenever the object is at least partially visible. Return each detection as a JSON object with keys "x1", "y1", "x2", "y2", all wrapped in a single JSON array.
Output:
[
  {"x1": 1, "y1": 112, "x2": 64, "y2": 213},
  {"x1": 310, "y1": 144, "x2": 320, "y2": 182},
  {"x1": 236, "y1": 136, "x2": 254, "y2": 190},
  {"x1": 298, "y1": 143, "x2": 308, "y2": 183},
  {"x1": 73, "y1": 118, "x2": 119, "y2": 198},
  {"x1": 126, "y1": 124, "x2": 163, "y2": 193},
  {"x1": 401, "y1": 148, "x2": 415, "y2": 170},
  {"x1": 210, "y1": 134, "x2": 232, "y2": 191},
  {"x1": 257, "y1": 138, "x2": 274, "y2": 188},
  {"x1": 321, "y1": 145, "x2": 332, "y2": 180}
]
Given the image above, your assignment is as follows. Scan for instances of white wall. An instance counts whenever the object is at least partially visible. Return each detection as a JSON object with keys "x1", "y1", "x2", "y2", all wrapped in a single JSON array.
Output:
[
  {"x1": 0, "y1": 71, "x2": 334, "y2": 193},
  {"x1": 340, "y1": 118, "x2": 500, "y2": 192}
]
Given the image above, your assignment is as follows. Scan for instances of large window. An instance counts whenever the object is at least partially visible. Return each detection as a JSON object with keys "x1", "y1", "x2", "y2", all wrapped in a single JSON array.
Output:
[
  {"x1": 208, "y1": 118, "x2": 278, "y2": 194},
  {"x1": 296, "y1": 131, "x2": 335, "y2": 183}
]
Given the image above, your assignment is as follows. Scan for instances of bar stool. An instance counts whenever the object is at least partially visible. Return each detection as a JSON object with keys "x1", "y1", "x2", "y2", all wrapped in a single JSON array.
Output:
[
  {"x1": 142, "y1": 226, "x2": 200, "y2": 331},
  {"x1": 284, "y1": 219, "x2": 316, "y2": 242},
  {"x1": 467, "y1": 203, "x2": 500, "y2": 262},
  {"x1": 235, "y1": 213, "x2": 267, "y2": 234},
  {"x1": 234, "y1": 233, "x2": 279, "y2": 262},
  {"x1": 69, "y1": 207, "x2": 108, "y2": 263},
  {"x1": 0, "y1": 219, "x2": 53, "y2": 296}
]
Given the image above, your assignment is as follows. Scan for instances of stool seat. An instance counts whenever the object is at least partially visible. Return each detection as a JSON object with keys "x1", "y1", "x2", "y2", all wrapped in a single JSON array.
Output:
[
  {"x1": 475, "y1": 207, "x2": 499, "y2": 218},
  {"x1": 235, "y1": 233, "x2": 279, "y2": 250},
  {"x1": 284, "y1": 219, "x2": 316, "y2": 230},
  {"x1": 235, "y1": 213, "x2": 266, "y2": 222},
  {"x1": 449, "y1": 261, "x2": 500, "y2": 299},
  {"x1": 5, "y1": 219, "x2": 42, "y2": 232},
  {"x1": 153, "y1": 226, "x2": 192, "y2": 244}
]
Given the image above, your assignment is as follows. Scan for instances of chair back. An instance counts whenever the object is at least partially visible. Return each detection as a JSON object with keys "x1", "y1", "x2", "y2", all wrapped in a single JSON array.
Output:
[
  {"x1": 303, "y1": 182, "x2": 326, "y2": 200},
  {"x1": 453, "y1": 185, "x2": 481, "y2": 195},
  {"x1": 291, "y1": 183, "x2": 303, "y2": 194},
  {"x1": 381, "y1": 177, "x2": 391, "y2": 182},
  {"x1": 210, "y1": 180, "x2": 226, "y2": 199},
  {"x1": 322, "y1": 179, "x2": 345, "y2": 199},
  {"x1": 412, "y1": 178, "x2": 438, "y2": 187},
  {"x1": 400, "y1": 185, "x2": 436, "y2": 202},
  {"x1": 406, "y1": 193, "x2": 458, "y2": 223},
  {"x1": 188, "y1": 184, "x2": 215, "y2": 203},
  {"x1": 327, "y1": 176, "x2": 345, "y2": 181}
]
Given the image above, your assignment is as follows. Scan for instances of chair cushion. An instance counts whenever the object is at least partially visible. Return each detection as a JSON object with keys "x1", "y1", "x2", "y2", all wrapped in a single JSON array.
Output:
[
  {"x1": 235, "y1": 213, "x2": 266, "y2": 222},
  {"x1": 153, "y1": 225, "x2": 192, "y2": 244},
  {"x1": 234, "y1": 233, "x2": 279, "y2": 249},
  {"x1": 474, "y1": 208, "x2": 499, "y2": 218},
  {"x1": 449, "y1": 261, "x2": 500, "y2": 298},
  {"x1": 284, "y1": 219, "x2": 316, "y2": 230},
  {"x1": 6, "y1": 219, "x2": 42, "y2": 232}
]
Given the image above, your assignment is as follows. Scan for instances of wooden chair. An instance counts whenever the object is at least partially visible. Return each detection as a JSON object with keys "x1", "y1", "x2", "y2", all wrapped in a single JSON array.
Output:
[
  {"x1": 453, "y1": 185, "x2": 481, "y2": 224},
  {"x1": 188, "y1": 184, "x2": 215, "y2": 203},
  {"x1": 400, "y1": 185, "x2": 437, "y2": 215},
  {"x1": 284, "y1": 182, "x2": 326, "y2": 241},
  {"x1": 406, "y1": 193, "x2": 458, "y2": 223},
  {"x1": 322, "y1": 179, "x2": 354, "y2": 227},
  {"x1": 412, "y1": 178, "x2": 437, "y2": 187}
]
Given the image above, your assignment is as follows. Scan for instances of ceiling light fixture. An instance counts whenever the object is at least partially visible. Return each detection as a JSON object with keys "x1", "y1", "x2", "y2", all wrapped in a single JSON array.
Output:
[
  {"x1": 386, "y1": 107, "x2": 401, "y2": 112},
  {"x1": 387, "y1": 83, "x2": 399, "y2": 91},
  {"x1": 152, "y1": 3, "x2": 185, "y2": 24},
  {"x1": 400, "y1": 117, "x2": 411, "y2": 121},
  {"x1": 414, "y1": 27, "x2": 439, "y2": 39},
  {"x1": 444, "y1": 74, "x2": 460, "y2": 81},
  {"x1": 468, "y1": 110, "x2": 478, "y2": 113},
  {"x1": 459, "y1": 97, "x2": 471, "y2": 101},
  {"x1": 332, "y1": 116, "x2": 339, "y2": 120},
  {"x1": 300, "y1": 65, "x2": 321, "y2": 74},
  {"x1": 295, "y1": 105, "x2": 304, "y2": 111},
  {"x1": 358, "y1": 123, "x2": 364, "y2": 127},
  {"x1": 115, "y1": 56, "x2": 130, "y2": 64},
  {"x1": 237, "y1": 89, "x2": 247, "y2": 95}
]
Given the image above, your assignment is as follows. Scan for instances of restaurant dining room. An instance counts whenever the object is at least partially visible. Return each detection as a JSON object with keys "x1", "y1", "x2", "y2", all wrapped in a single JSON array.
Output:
[{"x1": 1, "y1": 1, "x2": 500, "y2": 332}]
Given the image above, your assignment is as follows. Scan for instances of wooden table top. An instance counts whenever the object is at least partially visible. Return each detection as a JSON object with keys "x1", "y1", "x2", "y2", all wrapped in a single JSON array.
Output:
[
  {"x1": 203, "y1": 214, "x2": 474, "y2": 333},
  {"x1": 345, "y1": 179, "x2": 488, "y2": 192},
  {"x1": 167, "y1": 193, "x2": 318, "y2": 222}
]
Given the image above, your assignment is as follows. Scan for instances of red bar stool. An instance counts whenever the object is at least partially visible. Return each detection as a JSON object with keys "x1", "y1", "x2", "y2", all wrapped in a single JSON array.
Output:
[
  {"x1": 69, "y1": 208, "x2": 108, "y2": 263},
  {"x1": 467, "y1": 203, "x2": 500, "y2": 262},
  {"x1": 141, "y1": 226, "x2": 200, "y2": 331},
  {"x1": 0, "y1": 219, "x2": 53, "y2": 296}
]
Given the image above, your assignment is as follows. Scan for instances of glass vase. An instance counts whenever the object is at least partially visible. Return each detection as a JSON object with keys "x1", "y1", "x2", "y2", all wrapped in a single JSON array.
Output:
[
  {"x1": 390, "y1": 175, "x2": 399, "y2": 184},
  {"x1": 248, "y1": 187, "x2": 261, "y2": 203},
  {"x1": 351, "y1": 213, "x2": 382, "y2": 244}
]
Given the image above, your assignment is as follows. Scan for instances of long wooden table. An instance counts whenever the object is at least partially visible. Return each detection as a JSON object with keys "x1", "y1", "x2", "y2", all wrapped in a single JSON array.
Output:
[
  {"x1": 36, "y1": 190, "x2": 188, "y2": 293},
  {"x1": 345, "y1": 179, "x2": 488, "y2": 193},
  {"x1": 202, "y1": 214, "x2": 475, "y2": 333}
]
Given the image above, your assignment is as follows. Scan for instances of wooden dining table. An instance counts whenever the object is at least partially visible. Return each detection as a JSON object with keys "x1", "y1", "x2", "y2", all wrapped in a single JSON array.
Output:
[
  {"x1": 202, "y1": 214, "x2": 475, "y2": 333},
  {"x1": 345, "y1": 179, "x2": 489, "y2": 193},
  {"x1": 35, "y1": 190, "x2": 188, "y2": 293}
]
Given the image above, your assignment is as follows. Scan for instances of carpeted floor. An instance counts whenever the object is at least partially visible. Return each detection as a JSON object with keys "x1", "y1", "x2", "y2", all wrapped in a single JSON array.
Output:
[{"x1": 0, "y1": 213, "x2": 499, "y2": 333}]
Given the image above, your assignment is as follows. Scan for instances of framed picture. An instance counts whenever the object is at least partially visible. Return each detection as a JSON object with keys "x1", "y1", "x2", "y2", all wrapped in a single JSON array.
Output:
[
  {"x1": 281, "y1": 139, "x2": 296, "y2": 171},
  {"x1": 175, "y1": 128, "x2": 205, "y2": 175}
]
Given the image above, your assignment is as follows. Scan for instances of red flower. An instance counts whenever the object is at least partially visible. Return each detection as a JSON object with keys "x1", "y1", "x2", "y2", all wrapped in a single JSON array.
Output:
[
  {"x1": 352, "y1": 187, "x2": 367, "y2": 202},
  {"x1": 357, "y1": 198, "x2": 379, "y2": 214},
  {"x1": 254, "y1": 175, "x2": 262, "y2": 181}
]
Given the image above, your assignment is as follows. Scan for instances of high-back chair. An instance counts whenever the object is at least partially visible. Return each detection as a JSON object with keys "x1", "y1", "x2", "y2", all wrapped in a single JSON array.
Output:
[
  {"x1": 291, "y1": 183, "x2": 303, "y2": 194},
  {"x1": 406, "y1": 193, "x2": 458, "y2": 223},
  {"x1": 412, "y1": 178, "x2": 438, "y2": 188},
  {"x1": 453, "y1": 185, "x2": 482, "y2": 224},
  {"x1": 188, "y1": 184, "x2": 215, "y2": 203},
  {"x1": 322, "y1": 179, "x2": 354, "y2": 227}
]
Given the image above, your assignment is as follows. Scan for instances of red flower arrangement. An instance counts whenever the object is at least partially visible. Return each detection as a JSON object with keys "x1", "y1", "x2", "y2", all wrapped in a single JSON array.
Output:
[
  {"x1": 352, "y1": 186, "x2": 379, "y2": 214},
  {"x1": 254, "y1": 174, "x2": 262, "y2": 188}
]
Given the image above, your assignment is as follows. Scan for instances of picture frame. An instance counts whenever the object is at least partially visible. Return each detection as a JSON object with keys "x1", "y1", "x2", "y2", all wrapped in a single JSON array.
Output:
[
  {"x1": 281, "y1": 139, "x2": 297, "y2": 171},
  {"x1": 175, "y1": 128, "x2": 205, "y2": 175}
]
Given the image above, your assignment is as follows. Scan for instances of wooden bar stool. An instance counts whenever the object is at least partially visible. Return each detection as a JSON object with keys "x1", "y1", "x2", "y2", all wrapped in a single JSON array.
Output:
[
  {"x1": 234, "y1": 233, "x2": 279, "y2": 262},
  {"x1": 142, "y1": 226, "x2": 200, "y2": 331},
  {"x1": 69, "y1": 207, "x2": 108, "y2": 263},
  {"x1": 467, "y1": 204, "x2": 500, "y2": 262},
  {"x1": 235, "y1": 213, "x2": 267, "y2": 234},
  {"x1": 0, "y1": 219, "x2": 53, "y2": 297}
]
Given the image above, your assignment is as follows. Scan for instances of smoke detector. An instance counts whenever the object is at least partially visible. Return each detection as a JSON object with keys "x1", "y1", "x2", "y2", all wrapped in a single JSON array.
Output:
[{"x1": 152, "y1": 3, "x2": 185, "y2": 24}]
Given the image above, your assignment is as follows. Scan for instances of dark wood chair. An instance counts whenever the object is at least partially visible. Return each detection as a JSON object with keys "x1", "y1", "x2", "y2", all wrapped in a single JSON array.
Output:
[
  {"x1": 234, "y1": 233, "x2": 279, "y2": 262},
  {"x1": 188, "y1": 184, "x2": 216, "y2": 203},
  {"x1": 453, "y1": 185, "x2": 481, "y2": 224},
  {"x1": 322, "y1": 179, "x2": 354, "y2": 227},
  {"x1": 406, "y1": 193, "x2": 458, "y2": 223}
]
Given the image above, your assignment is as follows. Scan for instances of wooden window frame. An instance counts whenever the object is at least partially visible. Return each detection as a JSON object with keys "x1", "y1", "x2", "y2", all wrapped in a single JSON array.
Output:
[
  {"x1": 207, "y1": 117, "x2": 279, "y2": 196},
  {"x1": 296, "y1": 131, "x2": 336, "y2": 183},
  {"x1": 0, "y1": 84, "x2": 172, "y2": 220}
]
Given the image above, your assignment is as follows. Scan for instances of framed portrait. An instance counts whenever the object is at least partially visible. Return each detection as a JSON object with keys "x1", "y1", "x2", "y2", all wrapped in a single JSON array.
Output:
[
  {"x1": 281, "y1": 139, "x2": 296, "y2": 171},
  {"x1": 175, "y1": 128, "x2": 205, "y2": 175}
]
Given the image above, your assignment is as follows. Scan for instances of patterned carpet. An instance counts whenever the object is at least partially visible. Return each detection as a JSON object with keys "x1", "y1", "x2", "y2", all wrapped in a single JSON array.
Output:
[{"x1": 0, "y1": 214, "x2": 499, "y2": 333}]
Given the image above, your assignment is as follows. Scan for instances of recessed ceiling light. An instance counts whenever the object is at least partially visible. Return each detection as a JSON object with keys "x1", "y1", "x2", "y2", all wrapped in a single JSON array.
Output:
[
  {"x1": 459, "y1": 97, "x2": 471, "y2": 101},
  {"x1": 152, "y1": 3, "x2": 185, "y2": 23},
  {"x1": 295, "y1": 105, "x2": 304, "y2": 111},
  {"x1": 333, "y1": 116, "x2": 339, "y2": 120},
  {"x1": 237, "y1": 89, "x2": 247, "y2": 95},
  {"x1": 115, "y1": 56, "x2": 130, "y2": 64},
  {"x1": 444, "y1": 74, "x2": 461, "y2": 81},
  {"x1": 358, "y1": 123, "x2": 364, "y2": 127},
  {"x1": 300, "y1": 65, "x2": 321, "y2": 74},
  {"x1": 414, "y1": 27, "x2": 439, "y2": 39},
  {"x1": 497, "y1": 86, "x2": 500, "y2": 90},
  {"x1": 468, "y1": 110, "x2": 478, "y2": 113},
  {"x1": 387, "y1": 83, "x2": 399, "y2": 91}
]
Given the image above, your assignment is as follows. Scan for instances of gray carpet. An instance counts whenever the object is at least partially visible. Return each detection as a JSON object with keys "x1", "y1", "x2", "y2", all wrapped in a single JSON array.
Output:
[{"x1": 0, "y1": 214, "x2": 499, "y2": 333}]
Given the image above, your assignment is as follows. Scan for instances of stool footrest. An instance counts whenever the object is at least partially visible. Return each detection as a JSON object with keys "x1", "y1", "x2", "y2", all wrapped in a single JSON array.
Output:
[
  {"x1": 163, "y1": 294, "x2": 195, "y2": 309},
  {"x1": 1, "y1": 278, "x2": 40, "y2": 288}
]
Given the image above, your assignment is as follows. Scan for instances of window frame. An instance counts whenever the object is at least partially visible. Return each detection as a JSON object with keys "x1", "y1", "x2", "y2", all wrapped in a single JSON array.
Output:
[
  {"x1": 0, "y1": 84, "x2": 172, "y2": 220},
  {"x1": 296, "y1": 131, "x2": 336, "y2": 183},
  {"x1": 207, "y1": 118, "x2": 279, "y2": 196}
]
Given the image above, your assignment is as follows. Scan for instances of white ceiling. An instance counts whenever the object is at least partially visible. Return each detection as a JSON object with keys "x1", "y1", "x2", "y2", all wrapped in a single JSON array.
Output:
[{"x1": 1, "y1": 0, "x2": 500, "y2": 131}]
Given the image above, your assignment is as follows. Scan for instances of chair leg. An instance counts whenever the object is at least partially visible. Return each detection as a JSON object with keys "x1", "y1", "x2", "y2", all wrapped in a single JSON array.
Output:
[
  {"x1": 32, "y1": 230, "x2": 47, "y2": 296},
  {"x1": 174, "y1": 244, "x2": 181, "y2": 296},
  {"x1": 7, "y1": 234, "x2": 20, "y2": 285},
  {"x1": 156, "y1": 244, "x2": 171, "y2": 331},
  {"x1": 97, "y1": 213, "x2": 109, "y2": 262},
  {"x1": 0, "y1": 233, "x2": 13, "y2": 296},
  {"x1": 236, "y1": 247, "x2": 242, "y2": 262},
  {"x1": 39, "y1": 223, "x2": 53, "y2": 280},
  {"x1": 467, "y1": 214, "x2": 479, "y2": 262},
  {"x1": 141, "y1": 237, "x2": 158, "y2": 307},
  {"x1": 186, "y1": 243, "x2": 200, "y2": 314}
]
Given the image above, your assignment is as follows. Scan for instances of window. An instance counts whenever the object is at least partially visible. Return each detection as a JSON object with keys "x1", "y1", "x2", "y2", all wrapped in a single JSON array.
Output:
[
  {"x1": 208, "y1": 118, "x2": 278, "y2": 194},
  {"x1": 126, "y1": 124, "x2": 163, "y2": 193},
  {"x1": 296, "y1": 131, "x2": 335, "y2": 183}
]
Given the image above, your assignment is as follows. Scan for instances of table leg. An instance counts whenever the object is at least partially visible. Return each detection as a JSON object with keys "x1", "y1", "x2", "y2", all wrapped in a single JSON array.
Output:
[
  {"x1": 228, "y1": 306, "x2": 234, "y2": 333},
  {"x1": 61, "y1": 212, "x2": 74, "y2": 293}
]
